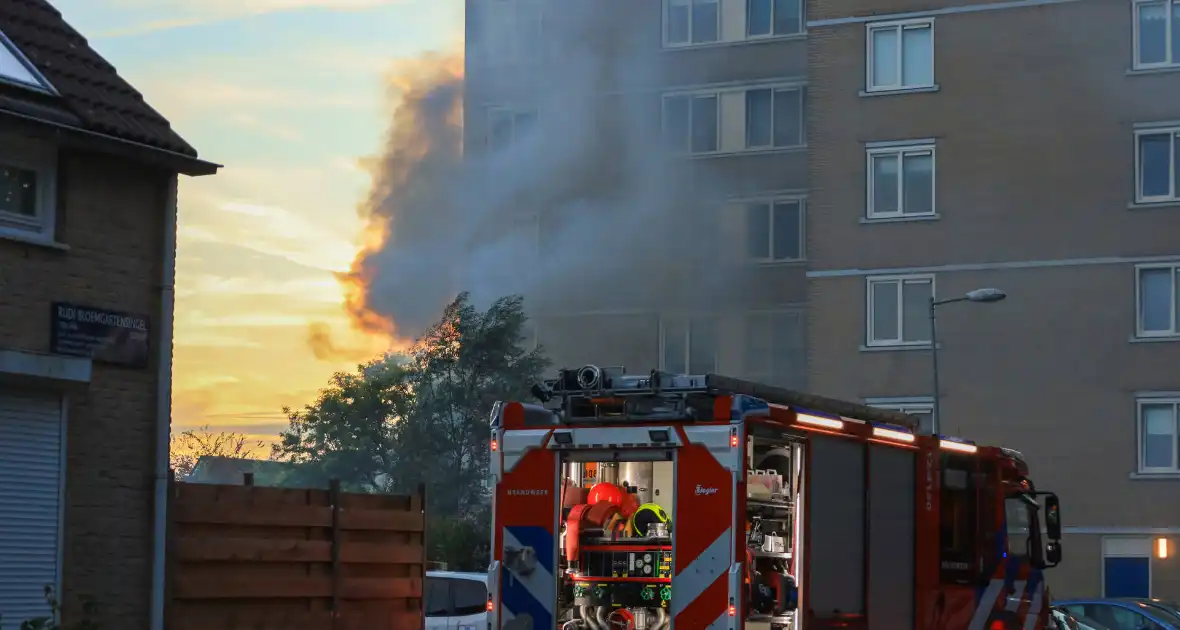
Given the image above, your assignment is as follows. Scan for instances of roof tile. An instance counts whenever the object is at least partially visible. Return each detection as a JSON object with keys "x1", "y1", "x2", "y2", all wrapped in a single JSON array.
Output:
[{"x1": 0, "y1": 0, "x2": 199, "y2": 157}]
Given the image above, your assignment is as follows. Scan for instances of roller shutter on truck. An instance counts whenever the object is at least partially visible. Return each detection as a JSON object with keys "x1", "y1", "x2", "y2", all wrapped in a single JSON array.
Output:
[{"x1": 0, "y1": 391, "x2": 64, "y2": 630}]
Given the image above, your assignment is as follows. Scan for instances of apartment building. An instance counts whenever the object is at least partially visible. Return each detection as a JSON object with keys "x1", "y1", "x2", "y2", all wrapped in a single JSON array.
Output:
[
  {"x1": 807, "y1": 0, "x2": 1180, "y2": 600},
  {"x1": 464, "y1": 0, "x2": 810, "y2": 388}
]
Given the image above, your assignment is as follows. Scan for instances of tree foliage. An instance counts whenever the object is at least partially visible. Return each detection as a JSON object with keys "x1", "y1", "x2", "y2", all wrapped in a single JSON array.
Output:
[
  {"x1": 273, "y1": 293, "x2": 548, "y2": 570},
  {"x1": 170, "y1": 425, "x2": 266, "y2": 480}
]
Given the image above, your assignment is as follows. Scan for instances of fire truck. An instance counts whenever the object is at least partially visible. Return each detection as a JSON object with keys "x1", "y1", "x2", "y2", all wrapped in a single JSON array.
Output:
[{"x1": 487, "y1": 367, "x2": 1064, "y2": 630}]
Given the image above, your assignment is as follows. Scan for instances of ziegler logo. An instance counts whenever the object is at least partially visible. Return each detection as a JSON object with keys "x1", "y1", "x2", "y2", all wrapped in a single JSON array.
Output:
[
  {"x1": 508, "y1": 489, "x2": 548, "y2": 496},
  {"x1": 695, "y1": 485, "x2": 718, "y2": 496}
]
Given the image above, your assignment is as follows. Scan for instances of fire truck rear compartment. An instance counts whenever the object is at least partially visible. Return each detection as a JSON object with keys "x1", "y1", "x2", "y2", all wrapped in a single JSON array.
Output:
[
  {"x1": 559, "y1": 453, "x2": 676, "y2": 630},
  {"x1": 556, "y1": 432, "x2": 916, "y2": 630},
  {"x1": 745, "y1": 428, "x2": 918, "y2": 630}
]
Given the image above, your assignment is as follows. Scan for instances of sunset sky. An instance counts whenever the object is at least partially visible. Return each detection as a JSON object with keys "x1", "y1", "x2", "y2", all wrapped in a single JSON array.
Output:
[{"x1": 52, "y1": 0, "x2": 462, "y2": 443}]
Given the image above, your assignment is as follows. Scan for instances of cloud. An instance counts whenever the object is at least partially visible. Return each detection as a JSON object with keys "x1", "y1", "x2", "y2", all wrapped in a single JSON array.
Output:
[
  {"x1": 173, "y1": 331, "x2": 265, "y2": 349},
  {"x1": 178, "y1": 198, "x2": 360, "y2": 272},
  {"x1": 226, "y1": 113, "x2": 304, "y2": 142},
  {"x1": 176, "y1": 274, "x2": 342, "y2": 303},
  {"x1": 142, "y1": 79, "x2": 369, "y2": 121},
  {"x1": 102, "y1": 0, "x2": 404, "y2": 37}
]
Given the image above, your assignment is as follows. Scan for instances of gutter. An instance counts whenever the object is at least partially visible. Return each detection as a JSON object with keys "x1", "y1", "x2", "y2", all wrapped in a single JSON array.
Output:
[
  {"x1": 0, "y1": 108, "x2": 221, "y2": 177},
  {"x1": 150, "y1": 174, "x2": 179, "y2": 630}
]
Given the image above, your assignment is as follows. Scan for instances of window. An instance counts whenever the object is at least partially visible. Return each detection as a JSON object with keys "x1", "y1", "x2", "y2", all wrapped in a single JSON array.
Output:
[
  {"x1": 744, "y1": 311, "x2": 804, "y2": 386},
  {"x1": 666, "y1": 85, "x2": 803, "y2": 156},
  {"x1": 0, "y1": 31, "x2": 53, "y2": 92},
  {"x1": 1138, "y1": 397, "x2": 1180, "y2": 473},
  {"x1": 1004, "y1": 496, "x2": 1034, "y2": 560},
  {"x1": 487, "y1": 107, "x2": 538, "y2": 151},
  {"x1": 661, "y1": 316, "x2": 717, "y2": 374},
  {"x1": 1135, "y1": 128, "x2": 1180, "y2": 203},
  {"x1": 663, "y1": 94, "x2": 718, "y2": 154},
  {"x1": 866, "y1": 19, "x2": 934, "y2": 92},
  {"x1": 866, "y1": 275, "x2": 934, "y2": 347},
  {"x1": 868, "y1": 399, "x2": 934, "y2": 434},
  {"x1": 866, "y1": 143, "x2": 935, "y2": 218},
  {"x1": 451, "y1": 578, "x2": 488, "y2": 616},
  {"x1": 424, "y1": 577, "x2": 451, "y2": 616},
  {"x1": 742, "y1": 199, "x2": 803, "y2": 262},
  {"x1": 1136, "y1": 264, "x2": 1180, "y2": 337},
  {"x1": 1134, "y1": 0, "x2": 1180, "y2": 68},
  {"x1": 665, "y1": 0, "x2": 720, "y2": 46},
  {"x1": 0, "y1": 138, "x2": 57, "y2": 241},
  {"x1": 745, "y1": 87, "x2": 804, "y2": 149},
  {"x1": 747, "y1": 0, "x2": 803, "y2": 37}
]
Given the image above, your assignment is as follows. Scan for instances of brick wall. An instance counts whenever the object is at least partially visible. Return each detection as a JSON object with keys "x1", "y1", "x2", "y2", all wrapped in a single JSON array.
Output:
[{"x1": 0, "y1": 149, "x2": 171, "y2": 629}]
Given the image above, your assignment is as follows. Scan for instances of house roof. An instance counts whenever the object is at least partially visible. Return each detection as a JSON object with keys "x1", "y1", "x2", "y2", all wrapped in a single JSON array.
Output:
[{"x1": 0, "y1": 0, "x2": 212, "y2": 169}]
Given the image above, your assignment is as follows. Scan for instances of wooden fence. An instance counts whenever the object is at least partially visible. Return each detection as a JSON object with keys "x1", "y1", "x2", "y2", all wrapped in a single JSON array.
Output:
[{"x1": 166, "y1": 476, "x2": 426, "y2": 630}]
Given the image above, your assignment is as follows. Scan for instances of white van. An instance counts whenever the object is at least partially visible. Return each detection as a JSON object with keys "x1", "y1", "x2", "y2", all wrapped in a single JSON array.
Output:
[{"x1": 425, "y1": 570, "x2": 488, "y2": 630}]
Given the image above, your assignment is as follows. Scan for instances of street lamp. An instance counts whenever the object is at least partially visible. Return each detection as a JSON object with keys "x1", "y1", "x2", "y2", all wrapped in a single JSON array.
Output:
[{"x1": 930, "y1": 288, "x2": 1007, "y2": 435}]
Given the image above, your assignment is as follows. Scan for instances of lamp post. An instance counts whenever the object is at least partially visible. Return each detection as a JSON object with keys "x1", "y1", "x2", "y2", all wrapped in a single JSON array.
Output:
[{"x1": 930, "y1": 288, "x2": 1007, "y2": 435}]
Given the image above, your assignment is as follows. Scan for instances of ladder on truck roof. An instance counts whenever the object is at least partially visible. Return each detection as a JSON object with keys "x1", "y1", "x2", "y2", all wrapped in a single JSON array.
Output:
[{"x1": 531, "y1": 366, "x2": 919, "y2": 430}]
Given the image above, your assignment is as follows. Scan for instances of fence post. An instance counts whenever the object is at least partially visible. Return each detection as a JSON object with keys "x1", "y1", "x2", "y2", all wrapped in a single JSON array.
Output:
[
  {"x1": 164, "y1": 470, "x2": 177, "y2": 630},
  {"x1": 329, "y1": 478, "x2": 342, "y2": 629},
  {"x1": 418, "y1": 482, "x2": 427, "y2": 630}
]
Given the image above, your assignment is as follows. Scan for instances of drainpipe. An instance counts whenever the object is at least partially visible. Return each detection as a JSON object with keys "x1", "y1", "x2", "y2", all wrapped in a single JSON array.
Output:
[{"x1": 149, "y1": 173, "x2": 178, "y2": 630}]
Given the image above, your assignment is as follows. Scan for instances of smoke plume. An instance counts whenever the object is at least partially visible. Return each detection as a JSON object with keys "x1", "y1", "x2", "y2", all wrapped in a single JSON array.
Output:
[
  {"x1": 341, "y1": 2, "x2": 740, "y2": 341},
  {"x1": 306, "y1": 321, "x2": 373, "y2": 362}
]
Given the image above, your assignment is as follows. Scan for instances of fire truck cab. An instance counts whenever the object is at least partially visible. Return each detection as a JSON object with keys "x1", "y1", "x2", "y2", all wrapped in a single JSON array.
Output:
[{"x1": 487, "y1": 367, "x2": 1063, "y2": 630}]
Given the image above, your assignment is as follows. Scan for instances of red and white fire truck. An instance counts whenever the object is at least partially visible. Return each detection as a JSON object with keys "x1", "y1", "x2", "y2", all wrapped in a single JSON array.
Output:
[{"x1": 487, "y1": 367, "x2": 1064, "y2": 630}]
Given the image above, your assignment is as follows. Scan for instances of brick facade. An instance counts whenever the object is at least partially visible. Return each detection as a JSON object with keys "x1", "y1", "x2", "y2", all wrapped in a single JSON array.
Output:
[{"x1": 0, "y1": 148, "x2": 173, "y2": 628}]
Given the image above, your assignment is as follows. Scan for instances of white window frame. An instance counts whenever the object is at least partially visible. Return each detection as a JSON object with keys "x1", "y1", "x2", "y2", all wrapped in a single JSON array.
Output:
[
  {"x1": 866, "y1": 397, "x2": 935, "y2": 433},
  {"x1": 1134, "y1": 127, "x2": 1180, "y2": 203},
  {"x1": 866, "y1": 142, "x2": 937, "y2": 219},
  {"x1": 663, "y1": 0, "x2": 722, "y2": 48},
  {"x1": 745, "y1": 0, "x2": 805, "y2": 39},
  {"x1": 865, "y1": 18, "x2": 936, "y2": 93},
  {"x1": 865, "y1": 274, "x2": 936, "y2": 347},
  {"x1": 662, "y1": 90, "x2": 722, "y2": 156},
  {"x1": 744, "y1": 86, "x2": 806, "y2": 150},
  {"x1": 733, "y1": 195, "x2": 805, "y2": 263},
  {"x1": 1137, "y1": 396, "x2": 1180, "y2": 475},
  {"x1": 1135, "y1": 263, "x2": 1180, "y2": 338},
  {"x1": 664, "y1": 83, "x2": 805, "y2": 157},
  {"x1": 1132, "y1": 0, "x2": 1180, "y2": 70},
  {"x1": 0, "y1": 136, "x2": 58, "y2": 243},
  {"x1": 659, "y1": 315, "x2": 718, "y2": 374}
]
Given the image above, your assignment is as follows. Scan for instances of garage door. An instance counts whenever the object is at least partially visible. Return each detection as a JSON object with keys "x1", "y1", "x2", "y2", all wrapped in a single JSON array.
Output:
[
  {"x1": 0, "y1": 391, "x2": 64, "y2": 630},
  {"x1": 1103, "y1": 537, "x2": 1152, "y2": 599}
]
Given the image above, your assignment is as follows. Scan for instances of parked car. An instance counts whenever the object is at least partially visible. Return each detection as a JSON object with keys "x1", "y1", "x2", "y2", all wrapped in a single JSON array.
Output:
[
  {"x1": 1052, "y1": 605, "x2": 1113, "y2": 630},
  {"x1": 1124, "y1": 599, "x2": 1180, "y2": 625},
  {"x1": 426, "y1": 570, "x2": 488, "y2": 630},
  {"x1": 1057, "y1": 598, "x2": 1180, "y2": 630}
]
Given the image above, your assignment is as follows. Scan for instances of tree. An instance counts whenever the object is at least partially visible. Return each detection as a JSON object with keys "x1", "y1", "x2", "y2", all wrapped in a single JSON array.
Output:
[
  {"x1": 272, "y1": 356, "x2": 415, "y2": 491},
  {"x1": 272, "y1": 293, "x2": 548, "y2": 570},
  {"x1": 403, "y1": 293, "x2": 548, "y2": 516},
  {"x1": 170, "y1": 425, "x2": 266, "y2": 480}
]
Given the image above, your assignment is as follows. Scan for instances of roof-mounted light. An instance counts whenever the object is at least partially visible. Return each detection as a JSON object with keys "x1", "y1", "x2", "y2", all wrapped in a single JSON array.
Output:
[
  {"x1": 940, "y1": 438, "x2": 978, "y2": 454},
  {"x1": 797, "y1": 412, "x2": 844, "y2": 431},
  {"x1": 872, "y1": 426, "x2": 916, "y2": 443}
]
